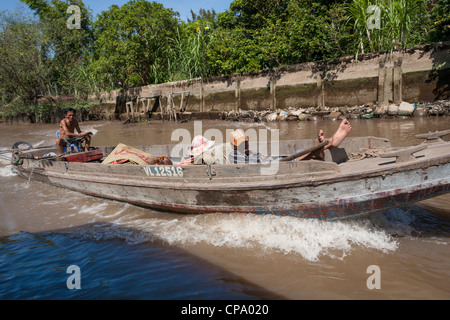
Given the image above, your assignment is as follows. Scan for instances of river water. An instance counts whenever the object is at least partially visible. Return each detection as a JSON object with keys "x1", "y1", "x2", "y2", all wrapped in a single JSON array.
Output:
[{"x1": 0, "y1": 116, "x2": 449, "y2": 301}]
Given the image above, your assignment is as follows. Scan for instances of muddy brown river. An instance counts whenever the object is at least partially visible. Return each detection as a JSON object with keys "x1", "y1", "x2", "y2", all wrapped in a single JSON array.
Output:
[{"x1": 1, "y1": 116, "x2": 449, "y2": 300}]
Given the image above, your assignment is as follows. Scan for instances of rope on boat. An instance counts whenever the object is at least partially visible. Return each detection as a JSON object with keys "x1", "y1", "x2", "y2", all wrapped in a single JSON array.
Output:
[{"x1": 348, "y1": 147, "x2": 389, "y2": 161}]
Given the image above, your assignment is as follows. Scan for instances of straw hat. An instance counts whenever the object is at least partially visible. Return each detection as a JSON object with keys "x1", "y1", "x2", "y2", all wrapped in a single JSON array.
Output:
[
  {"x1": 190, "y1": 135, "x2": 215, "y2": 157},
  {"x1": 229, "y1": 129, "x2": 248, "y2": 147}
]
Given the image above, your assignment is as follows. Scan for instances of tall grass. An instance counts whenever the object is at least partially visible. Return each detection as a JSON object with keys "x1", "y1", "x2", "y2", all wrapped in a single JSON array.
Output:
[
  {"x1": 346, "y1": 0, "x2": 426, "y2": 57},
  {"x1": 166, "y1": 26, "x2": 212, "y2": 81}
]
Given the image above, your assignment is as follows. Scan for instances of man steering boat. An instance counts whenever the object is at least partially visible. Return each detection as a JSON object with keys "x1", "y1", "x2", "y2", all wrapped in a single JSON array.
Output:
[{"x1": 56, "y1": 108, "x2": 92, "y2": 154}]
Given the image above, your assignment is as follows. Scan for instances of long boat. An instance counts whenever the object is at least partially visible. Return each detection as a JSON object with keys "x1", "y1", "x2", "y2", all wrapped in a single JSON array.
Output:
[{"x1": 10, "y1": 130, "x2": 450, "y2": 220}]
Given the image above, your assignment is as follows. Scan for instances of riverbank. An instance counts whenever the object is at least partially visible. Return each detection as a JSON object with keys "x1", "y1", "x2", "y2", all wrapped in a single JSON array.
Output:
[
  {"x1": 86, "y1": 41, "x2": 450, "y2": 123},
  {"x1": 2, "y1": 42, "x2": 448, "y2": 125}
]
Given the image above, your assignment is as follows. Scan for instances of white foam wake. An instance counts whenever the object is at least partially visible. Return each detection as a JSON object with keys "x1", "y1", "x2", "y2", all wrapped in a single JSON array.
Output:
[
  {"x1": 91, "y1": 209, "x2": 401, "y2": 262},
  {"x1": 145, "y1": 214, "x2": 398, "y2": 261},
  {"x1": 58, "y1": 200, "x2": 425, "y2": 262},
  {"x1": 0, "y1": 165, "x2": 17, "y2": 177}
]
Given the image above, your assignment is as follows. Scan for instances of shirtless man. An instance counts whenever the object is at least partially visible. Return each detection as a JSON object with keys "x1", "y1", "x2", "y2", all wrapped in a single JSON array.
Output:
[
  {"x1": 295, "y1": 119, "x2": 352, "y2": 161},
  {"x1": 56, "y1": 108, "x2": 92, "y2": 153}
]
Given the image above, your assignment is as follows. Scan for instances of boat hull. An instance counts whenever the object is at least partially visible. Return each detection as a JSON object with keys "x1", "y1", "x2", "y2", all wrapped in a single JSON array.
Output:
[
  {"x1": 10, "y1": 138, "x2": 450, "y2": 220},
  {"x1": 13, "y1": 160, "x2": 450, "y2": 220}
]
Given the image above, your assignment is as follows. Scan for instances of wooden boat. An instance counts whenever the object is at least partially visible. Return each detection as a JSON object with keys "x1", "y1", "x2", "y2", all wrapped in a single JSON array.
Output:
[{"x1": 10, "y1": 130, "x2": 450, "y2": 220}]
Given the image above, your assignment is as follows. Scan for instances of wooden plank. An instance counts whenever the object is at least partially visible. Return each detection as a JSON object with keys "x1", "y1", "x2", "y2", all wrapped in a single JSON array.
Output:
[{"x1": 280, "y1": 140, "x2": 328, "y2": 162}]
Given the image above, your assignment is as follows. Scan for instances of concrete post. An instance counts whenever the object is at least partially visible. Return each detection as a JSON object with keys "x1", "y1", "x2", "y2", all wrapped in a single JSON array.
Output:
[
  {"x1": 126, "y1": 101, "x2": 134, "y2": 120},
  {"x1": 270, "y1": 70, "x2": 277, "y2": 110},
  {"x1": 235, "y1": 75, "x2": 241, "y2": 111},
  {"x1": 316, "y1": 74, "x2": 324, "y2": 109},
  {"x1": 378, "y1": 61, "x2": 387, "y2": 105},
  {"x1": 393, "y1": 58, "x2": 403, "y2": 104},
  {"x1": 200, "y1": 78, "x2": 204, "y2": 112},
  {"x1": 385, "y1": 66, "x2": 394, "y2": 102}
]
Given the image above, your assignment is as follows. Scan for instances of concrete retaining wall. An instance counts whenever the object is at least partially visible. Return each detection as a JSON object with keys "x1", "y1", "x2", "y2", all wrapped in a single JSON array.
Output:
[{"x1": 88, "y1": 41, "x2": 450, "y2": 121}]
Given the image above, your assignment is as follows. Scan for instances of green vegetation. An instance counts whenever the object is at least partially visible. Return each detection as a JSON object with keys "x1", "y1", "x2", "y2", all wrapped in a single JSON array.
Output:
[{"x1": 0, "y1": 0, "x2": 448, "y2": 121}]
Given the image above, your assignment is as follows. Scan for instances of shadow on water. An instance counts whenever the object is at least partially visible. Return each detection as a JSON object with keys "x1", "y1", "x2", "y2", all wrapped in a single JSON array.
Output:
[
  {"x1": 351, "y1": 202, "x2": 450, "y2": 239},
  {"x1": 0, "y1": 222, "x2": 286, "y2": 300}
]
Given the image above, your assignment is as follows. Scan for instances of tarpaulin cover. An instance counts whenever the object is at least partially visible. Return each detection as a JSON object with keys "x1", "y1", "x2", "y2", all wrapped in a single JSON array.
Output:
[{"x1": 102, "y1": 143, "x2": 155, "y2": 165}]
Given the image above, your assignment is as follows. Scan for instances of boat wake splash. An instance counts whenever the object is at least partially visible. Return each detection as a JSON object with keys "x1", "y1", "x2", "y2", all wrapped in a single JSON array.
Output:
[{"x1": 68, "y1": 203, "x2": 425, "y2": 262}]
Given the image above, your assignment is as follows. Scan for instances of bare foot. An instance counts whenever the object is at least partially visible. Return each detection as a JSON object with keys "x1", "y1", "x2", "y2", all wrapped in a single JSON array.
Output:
[{"x1": 328, "y1": 119, "x2": 351, "y2": 148}]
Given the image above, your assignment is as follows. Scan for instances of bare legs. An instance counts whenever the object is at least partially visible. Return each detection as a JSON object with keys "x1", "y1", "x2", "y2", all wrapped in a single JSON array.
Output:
[
  {"x1": 84, "y1": 134, "x2": 91, "y2": 152},
  {"x1": 295, "y1": 119, "x2": 352, "y2": 161},
  {"x1": 56, "y1": 138, "x2": 65, "y2": 154},
  {"x1": 55, "y1": 134, "x2": 92, "y2": 154}
]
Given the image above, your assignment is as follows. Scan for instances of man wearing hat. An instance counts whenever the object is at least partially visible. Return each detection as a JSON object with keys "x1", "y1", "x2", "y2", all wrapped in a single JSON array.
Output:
[
  {"x1": 182, "y1": 135, "x2": 233, "y2": 165},
  {"x1": 228, "y1": 129, "x2": 269, "y2": 164}
]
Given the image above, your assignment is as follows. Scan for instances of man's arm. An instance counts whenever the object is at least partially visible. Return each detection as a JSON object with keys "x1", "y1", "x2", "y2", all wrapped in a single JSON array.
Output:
[
  {"x1": 74, "y1": 120, "x2": 82, "y2": 134},
  {"x1": 74, "y1": 120, "x2": 93, "y2": 137}
]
